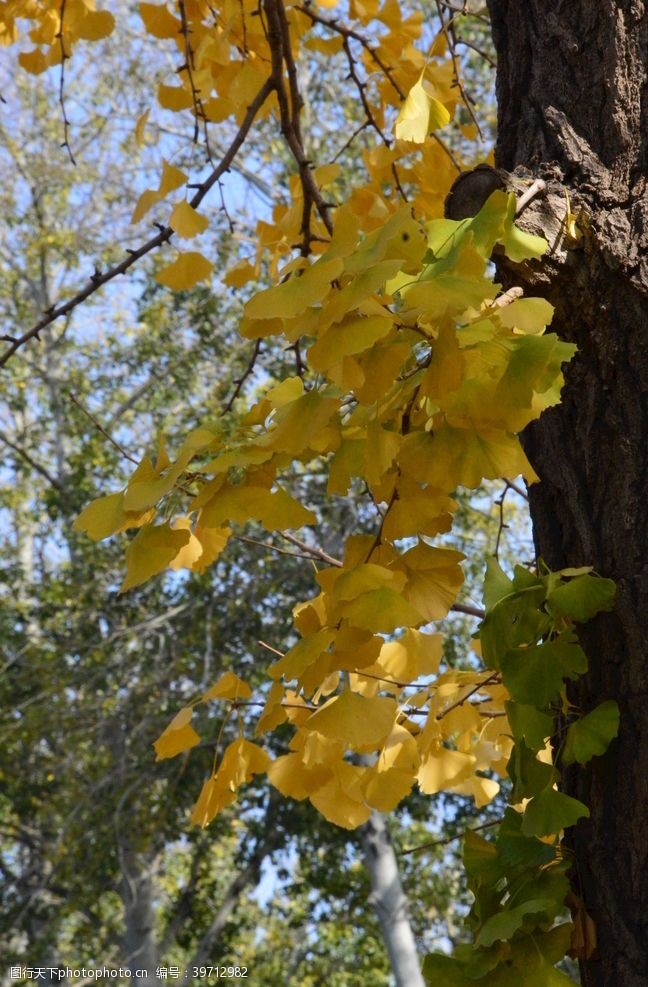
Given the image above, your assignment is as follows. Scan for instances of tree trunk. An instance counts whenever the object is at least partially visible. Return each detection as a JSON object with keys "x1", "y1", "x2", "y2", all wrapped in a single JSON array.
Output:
[
  {"x1": 118, "y1": 848, "x2": 159, "y2": 987},
  {"x1": 361, "y1": 811, "x2": 425, "y2": 987},
  {"x1": 487, "y1": 3, "x2": 648, "y2": 985}
]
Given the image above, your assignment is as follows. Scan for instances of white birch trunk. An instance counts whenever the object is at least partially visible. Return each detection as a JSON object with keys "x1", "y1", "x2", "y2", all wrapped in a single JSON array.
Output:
[{"x1": 361, "y1": 811, "x2": 425, "y2": 987}]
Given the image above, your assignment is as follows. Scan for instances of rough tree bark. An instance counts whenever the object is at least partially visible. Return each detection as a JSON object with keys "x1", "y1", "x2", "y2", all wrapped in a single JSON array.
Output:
[{"x1": 486, "y1": 3, "x2": 648, "y2": 986}]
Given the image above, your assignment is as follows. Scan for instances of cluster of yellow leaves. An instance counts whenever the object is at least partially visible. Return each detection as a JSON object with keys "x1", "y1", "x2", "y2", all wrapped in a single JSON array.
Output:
[
  {"x1": 12, "y1": 1, "x2": 462, "y2": 290},
  {"x1": 4, "y1": 0, "x2": 114, "y2": 70},
  {"x1": 12, "y1": 2, "x2": 576, "y2": 831},
  {"x1": 152, "y1": 661, "x2": 511, "y2": 830},
  {"x1": 73, "y1": 184, "x2": 574, "y2": 828}
]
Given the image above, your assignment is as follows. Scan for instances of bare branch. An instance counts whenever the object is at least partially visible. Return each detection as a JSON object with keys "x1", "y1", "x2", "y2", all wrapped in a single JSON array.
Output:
[
  {"x1": 0, "y1": 78, "x2": 274, "y2": 368},
  {"x1": 0, "y1": 429, "x2": 62, "y2": 489},
  {"x1": 57, "y1": 0, "x2": 76, "y2": 165},
  {"x1": 67, "y1": 392, "x2": 139, "y2": 465}
]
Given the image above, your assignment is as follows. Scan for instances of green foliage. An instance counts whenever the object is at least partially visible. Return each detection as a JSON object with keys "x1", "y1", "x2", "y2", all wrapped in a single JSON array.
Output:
[{"x1": 423, "y1": 565, "x2": 618, "y2": 982}]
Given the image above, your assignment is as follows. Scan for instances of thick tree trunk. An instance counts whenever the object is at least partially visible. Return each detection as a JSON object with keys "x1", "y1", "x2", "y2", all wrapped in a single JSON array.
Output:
[{"x1": 487, "y1": 3, "x2": 648, "y2": 985}]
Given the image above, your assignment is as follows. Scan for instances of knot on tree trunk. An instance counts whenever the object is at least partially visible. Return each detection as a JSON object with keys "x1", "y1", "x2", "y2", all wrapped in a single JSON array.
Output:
[{"x1": 444, "y1": 163, "x2": 587, "y2": 290}]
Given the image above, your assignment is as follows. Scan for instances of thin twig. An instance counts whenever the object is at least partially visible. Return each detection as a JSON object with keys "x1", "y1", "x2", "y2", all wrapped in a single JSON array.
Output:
[
  {"x1": 297, "y1": 3, "x2": 405, "y2": 99},
  {"x1": 502, "y1": 476, "x2": 528, "y2": 501},
  {"x1": 455, "y1": 37, "x2": 496, "y2": 68},
  {"x1": 67, "y1": 392, "x2": 139, "y2": 464},
  {"x1": 278, "y1": 531, "x2": 342, "y2": 567},
  {"x1": 341, "y1": 37, "x2": 389, "y2": 146},
  {"x1": 224, "y1": 339, "x2": 261, "y2": 412},
  {"x1": 177, "y1": 0, "x2": 204, "y2": 147},
  {"x1": 437, "y1": 671, "x2": 500, "y2": 720},
  {"x1": 435, "y1": 0, "x2": 484, "y2": 141},
  {"x1": 451, "y1": 602, "x2": 485, "y2": 619},
  {"x1": 400, "y1": 818, "x2": 502, "y2": 856},
  {"x1": 515, "y1": 178, "x2": 547, "y2": 215},
  {"x1": 494, "y1": 484, "x2": 510, "y2": 561},
  {"x1": 258, "y1": 640, "x2": 285, "y2": 658},
  {"x1": 432, "y1": 133, "x2": 462, "y2": 172},
  {"x1": 234, "y1": 534, "x2": 317, "y2": 563},
  {"x1": 57, "y1": 0, "x2": 76, "y2": 165}
]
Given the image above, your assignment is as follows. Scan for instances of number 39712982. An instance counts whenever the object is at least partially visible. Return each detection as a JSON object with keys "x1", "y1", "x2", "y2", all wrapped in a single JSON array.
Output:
[{"x1": 191, "y1": 968, "x2": 248, "y2": 980}]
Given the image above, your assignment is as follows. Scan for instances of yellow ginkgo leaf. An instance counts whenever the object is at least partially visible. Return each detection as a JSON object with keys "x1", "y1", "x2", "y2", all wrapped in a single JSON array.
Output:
[
  {"x1": 191, "y1": 739, "x2": 270, "y2": 826},
  {"x1": 155, "y1": 251, "x2": 213, "y2": 291},
  {"x1": 158, "y1": 84, "x2": 194, "y2": 111},
  {"x1": 168, "y1": 706, "x2": 193, "y2": 730},
  {"x1": 268, "y1": 752, "x2": 333, "y2": 800},
  {"x1": 18, "y1": 49, "x2": 48, "y2": 74},
  {"x1": 168, "y1": 517, "x2": 203, "y2": 570},
  {"x1": 340, "y1": 587, "x2": 424, "y2": 633},
  {"x1": 77, "y1": 9, "x2": 115, "y2": 40},
  {"x1": 270, "y1": 628, "x2": 336, "y2": 682},
  {"x1": 139, "y1": 2, "x2": 180, "y2": 38},
  {"x1": 377, "y1": 629, "x2": 443, "y2": 681},
  {"x1": 309, "y1": 774, "x2": 371, "y2": 829},
  {"x1": 190, "y1": 775, "x2": 236, "y2": 828},
  {"x1": 308, "y1": 314, "x2": 393, "y2": 371},
  {"x1": 154, "y1": 709, "x2": 200, "y2": 761},
  {"x1": 159, "y1": 161, "x2": 188, "y2": 196},
  {"x1": 123, "y1": 450, "x2": 193, "y2": 511},
  {"x1": 131, "y1": 189, "x2": 161, "y2": 225},
  {"x1": 394, "y1": 77, "x2": 450, "y2": 143},
  {"x1": 169, "y1": 201, "x2": 209, "y2": 238},
  {"x1": 218, "y1": 737, "x2": 271, "y2": 791},
  {"x1": 120, "y1": 523, "x2": 190, "y2": 592},
  {"x1": 244, "y1": 258, "x2": 343, "y2": 320},
  {"x1": 378, "y1": 724, "x2": 420, "y2": 775},
  {"x1": 224, "y1": 260, "x2": 257, "y2": 288},
  {"x1": 202, "y1": 671, "x2": 252, "y2": 702},
  {"x1": 497, "y1": 297, "x2": 555, "y2": 335},
  {"x1": 254, "y1": 682, "x2": 288, "y2": 735},
  {"x1": 417, "y1": 746, "x2": 476, "y2": 794},
  {"x1": 73, "y1": 491, "x2": 152, "y2": 541},
  {"x1": 399, "y1": 542, "x2": 465, "y2": 621},
  {"x1": 364, "y1": 767, "x2": 415, "y2": 811},
  {"x1": 304, "y1": 689, "x2": 397, "y2": 751},
  {"x1": 192, "y1": 525, "x2": 230, "y2": 573},
  {"x1": 450, "y1": 774, "x2": 500, "y2": 808}
]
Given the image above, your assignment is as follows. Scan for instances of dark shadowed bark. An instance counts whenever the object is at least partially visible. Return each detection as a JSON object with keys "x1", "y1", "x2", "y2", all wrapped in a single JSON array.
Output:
[{"x1": 486, "y1": 3, "x2": 648, "y2": 985}]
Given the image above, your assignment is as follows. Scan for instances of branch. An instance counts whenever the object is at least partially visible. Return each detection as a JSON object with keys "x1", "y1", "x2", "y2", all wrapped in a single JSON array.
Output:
[
  {"x1": 264, "y1": 0, "x2": 333, "y2": 249},
  {"x1": 451, "y1": 602, "x2": 485, "y2": 618},
  {"x1": 57, "y1": 0, "x2": 76, "y2": 165},
  {"x1": 435, "y1": 0, "x2": 484, "y2": 141},
  {"x1": 400, "y1": 818, "x2": 501, "y2": 856},
  {"x1": 436, "y1": 671, "x2": 500, "y2": 720},
  {"x1": 278, "y1": 531, "x2": 342, "y2": 567},
  {"x1": 160, "y1": 836, "x2": 210, "y2": 954},
  {"x1": 0, "y1": 429, "x2": 62, "y2": 489},
  {"x1": 67, "y1": 391, "x2": 139, "y2": 464},
  {"x1": 223, "y1": 339, "x2": 261, "y2": 412},
  {"x1": 189, "y1": 799, "x2": 280, "y2": 966},
  {"x1": 0, "y1": 78, "x2": 274, "y2": 369},
  {"x1": 297, "y1": 3, "x2": 405, "y2": 99}
]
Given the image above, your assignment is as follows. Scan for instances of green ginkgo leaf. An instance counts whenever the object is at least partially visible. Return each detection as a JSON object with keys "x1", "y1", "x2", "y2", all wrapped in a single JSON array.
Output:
[
  {"x1": 522, "y1": 787, "x2": 589, "y2": 838},
  {"x1": 563, "y1": 701, "x2": 620, "y2": 765}
]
